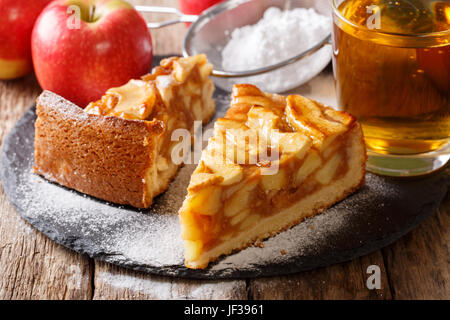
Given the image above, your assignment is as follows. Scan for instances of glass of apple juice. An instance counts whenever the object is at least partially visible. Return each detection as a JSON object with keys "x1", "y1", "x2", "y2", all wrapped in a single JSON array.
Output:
[{"x1": 332, "y1": 0, "x2": 450, "y2": 176}]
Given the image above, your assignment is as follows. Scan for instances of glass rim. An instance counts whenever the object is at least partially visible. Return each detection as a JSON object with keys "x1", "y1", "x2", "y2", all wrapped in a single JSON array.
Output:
[{"x1": 331, "y1": 0, "x2": 450, "y2": 39}]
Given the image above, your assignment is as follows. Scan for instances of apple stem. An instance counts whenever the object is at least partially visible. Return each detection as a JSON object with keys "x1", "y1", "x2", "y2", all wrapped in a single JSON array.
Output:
[{"x1": 89, "y1": 5, "x2": 96, "y2": 23}]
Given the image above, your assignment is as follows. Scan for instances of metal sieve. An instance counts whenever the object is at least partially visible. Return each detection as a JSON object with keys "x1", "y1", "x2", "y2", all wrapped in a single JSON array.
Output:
[{"x1": 136, "y1": 0, "x2": 332, "y2": 92}]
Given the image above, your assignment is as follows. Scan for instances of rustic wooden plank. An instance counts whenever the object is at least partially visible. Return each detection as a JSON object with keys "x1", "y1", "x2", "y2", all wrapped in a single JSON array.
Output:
[
  {"x1": 249, "y1": 251, "x2": 392, "y2": 300},
  {"x1": 382, "y1": 194, "x2": 449, "y2": 300},
  {"x1": 93, "y1": 261, "x2": 247, "y2": 300},
  {"x1": 0, "y1": 76, "x2": 93, "y2": 299}
]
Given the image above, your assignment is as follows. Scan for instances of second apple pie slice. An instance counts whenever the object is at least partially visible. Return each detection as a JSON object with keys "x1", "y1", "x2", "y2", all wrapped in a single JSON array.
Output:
[
  {"x1": 34, "y1": 54, "x2": 215, "y2": 208},
  {"x1": 179, "y1": 84, "x2": 367, "y2": 269}
]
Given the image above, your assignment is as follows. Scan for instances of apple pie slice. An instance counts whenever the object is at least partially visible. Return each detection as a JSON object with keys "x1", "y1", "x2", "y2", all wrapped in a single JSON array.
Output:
[
  {"x1": 179, "y1": 84, "x2": 366, "y2": 269},
  {"x1": 34, "y1": 54, "x2": 215, "y2": 208}
]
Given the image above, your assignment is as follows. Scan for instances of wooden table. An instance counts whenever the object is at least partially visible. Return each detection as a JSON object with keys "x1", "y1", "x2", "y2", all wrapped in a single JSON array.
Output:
[{"x1": 0, "y1": 0, "x2": 448, "y2": 300}]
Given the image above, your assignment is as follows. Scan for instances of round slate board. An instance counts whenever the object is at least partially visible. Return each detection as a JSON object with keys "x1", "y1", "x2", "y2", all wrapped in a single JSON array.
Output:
[{"x1": 1, "y1": 92, "x2": 449, "y2": 280}]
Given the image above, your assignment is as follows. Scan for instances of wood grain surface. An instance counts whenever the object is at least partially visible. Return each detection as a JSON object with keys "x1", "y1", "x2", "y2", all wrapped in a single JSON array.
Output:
[{"x1": 0, "y1": 0, "x2": 448, "y2": 300}]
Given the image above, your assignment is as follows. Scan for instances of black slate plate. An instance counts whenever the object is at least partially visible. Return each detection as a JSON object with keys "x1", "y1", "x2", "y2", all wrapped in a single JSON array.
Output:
[{"x1": 1, "y1": 60, "x2": 448, "y2": 279}]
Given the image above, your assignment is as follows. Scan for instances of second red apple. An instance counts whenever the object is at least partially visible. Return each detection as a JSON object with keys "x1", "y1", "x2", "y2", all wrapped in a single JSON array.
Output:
[
  {"x1": 179, "y1": 0, "x2": 225, "y2": 15},
  {"x1": 0, "y1": 0, "x2": 51, "y2": 80}
]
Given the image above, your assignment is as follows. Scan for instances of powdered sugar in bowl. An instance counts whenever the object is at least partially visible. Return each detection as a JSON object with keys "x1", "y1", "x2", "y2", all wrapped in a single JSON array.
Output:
[{"x1": 183, "y1": 0, "x2": 332, "y2": 92}]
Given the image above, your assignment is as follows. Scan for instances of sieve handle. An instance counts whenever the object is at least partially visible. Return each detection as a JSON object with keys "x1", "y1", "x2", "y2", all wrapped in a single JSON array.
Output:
[{"x1": 135, "y1": 6, "x2": 198, "y2": 29}]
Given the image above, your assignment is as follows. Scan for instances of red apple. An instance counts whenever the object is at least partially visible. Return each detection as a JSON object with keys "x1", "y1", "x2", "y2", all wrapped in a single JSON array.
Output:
[
  {"x1": 0, "y1": 0, "x2": 52, "y2": 80},
  {"x1": 179, "y1": 0, "x2": 224, "y2": 15},
  {"x1": 32, "y1": 0, "x2": 153, "y2": 107}
]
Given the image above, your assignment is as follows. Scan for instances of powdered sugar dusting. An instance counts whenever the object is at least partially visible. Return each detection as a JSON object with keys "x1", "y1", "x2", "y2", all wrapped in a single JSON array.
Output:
[
  {"x1": 221, "y1": 7, "x2": 332, "y2": 92},
  {"x1": 17, "y1": 163, "x2": 186, "y2": 266}
]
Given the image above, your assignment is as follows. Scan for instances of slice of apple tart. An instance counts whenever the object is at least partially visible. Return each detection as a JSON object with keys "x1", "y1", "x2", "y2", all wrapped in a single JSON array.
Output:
[
  {"x1": 179, "y1": 84, "x2": 367, "y2": 269},
  {"x1": 34, "y1": 54, "x2": 215, "y2": 208}
]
